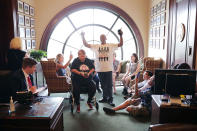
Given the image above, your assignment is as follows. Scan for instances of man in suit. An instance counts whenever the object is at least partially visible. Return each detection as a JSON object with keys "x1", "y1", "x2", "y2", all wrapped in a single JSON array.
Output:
[{"x1": 9, "y1": 57, "x2": 37, "y2": 99}]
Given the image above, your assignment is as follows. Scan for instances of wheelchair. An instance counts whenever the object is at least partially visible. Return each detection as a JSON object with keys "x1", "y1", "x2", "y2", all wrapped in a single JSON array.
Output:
[{"x1": 69, "y1": 86, "x2": 99, "y2": 113}]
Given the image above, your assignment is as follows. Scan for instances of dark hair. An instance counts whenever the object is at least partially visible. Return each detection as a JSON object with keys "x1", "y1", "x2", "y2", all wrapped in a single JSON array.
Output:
[
  {"x1": 78, "y1": 49, "x2": 86, "y2": 55},
  {"x1": 22, "y1": 58, "x2": 37, "y2": 68},
  {"x1": 173, "y1": 64, "x2": 179, "y2": 69},
  {"x1": 132, "y1": 53, "x2": 138, "y2": 63},
  {"x1": 177, "y1": 63, "x2": 191, "y2": 69},
  {"x1": 145, "y1": 70, "x2": 153, "y2": 77}
]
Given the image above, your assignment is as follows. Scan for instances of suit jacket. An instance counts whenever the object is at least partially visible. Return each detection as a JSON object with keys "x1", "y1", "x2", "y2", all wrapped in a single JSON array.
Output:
[{"x1": 9, "y1": 70, "x2": 34, "y2": 99}]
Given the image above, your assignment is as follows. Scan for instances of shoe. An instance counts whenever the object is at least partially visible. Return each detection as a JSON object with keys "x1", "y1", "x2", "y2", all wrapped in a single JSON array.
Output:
[
  {"x1": 108, "y1": 101, "x2": 115, "y2": 107},
  {"x1": 76, "y1": 105, "x2": 80, "y2": 113},
  {"x1": 99, "y1": 98, "x2": 108, "y2": 103},
  {"x1": 103, "y1": 107, "x2": 115, "y2": 114},
  {"x1": 87, "y1": 102, "x2": 93, "y2": 110}
]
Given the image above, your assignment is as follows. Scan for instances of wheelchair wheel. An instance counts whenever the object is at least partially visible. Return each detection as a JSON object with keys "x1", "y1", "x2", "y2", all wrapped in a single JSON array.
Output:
[
  {"x1": 95, "y1": 102, "x2": 99, "y2": 111},
  {"x1": 69, "y1": 94, "x2": 74, "y2": 113}
]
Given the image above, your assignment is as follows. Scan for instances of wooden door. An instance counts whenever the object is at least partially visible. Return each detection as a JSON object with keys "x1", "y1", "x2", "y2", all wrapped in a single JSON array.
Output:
[{"x1": 168, "y1": 0, "x2": 197, "y2": 69}]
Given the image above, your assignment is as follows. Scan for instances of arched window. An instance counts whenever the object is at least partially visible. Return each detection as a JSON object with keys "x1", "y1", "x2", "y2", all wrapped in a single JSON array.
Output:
[{"x1": 40, "y1": 1, "x2": 144, "y2": 61}]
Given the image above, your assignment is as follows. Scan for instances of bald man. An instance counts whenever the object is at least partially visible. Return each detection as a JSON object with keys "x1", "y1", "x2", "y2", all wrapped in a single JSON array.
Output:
[{"x1": 81, "y1": 30, "x2": 123, "y2": 106}]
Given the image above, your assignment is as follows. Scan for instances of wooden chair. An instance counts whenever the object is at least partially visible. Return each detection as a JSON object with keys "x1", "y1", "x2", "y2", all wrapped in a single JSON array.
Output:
[{"x1": 40, "y1": 59, "x2": 71, "y2": 96}]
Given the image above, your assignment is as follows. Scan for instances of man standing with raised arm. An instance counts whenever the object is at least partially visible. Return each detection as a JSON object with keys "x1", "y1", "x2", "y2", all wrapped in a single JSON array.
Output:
[{"x1": 81, "y1": 30, "x2": 123, "y2": 106}]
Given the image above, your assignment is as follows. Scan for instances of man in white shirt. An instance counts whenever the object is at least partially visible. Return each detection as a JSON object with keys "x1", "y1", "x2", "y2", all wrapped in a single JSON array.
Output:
[{"x1": 81, "y1": 30, "x2": 123, "y2": 106}]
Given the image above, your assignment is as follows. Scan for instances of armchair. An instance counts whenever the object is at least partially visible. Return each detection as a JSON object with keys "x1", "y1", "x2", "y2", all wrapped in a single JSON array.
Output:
[{"x1": 40, "y1": 59, "x2": 71, "y2": 96}]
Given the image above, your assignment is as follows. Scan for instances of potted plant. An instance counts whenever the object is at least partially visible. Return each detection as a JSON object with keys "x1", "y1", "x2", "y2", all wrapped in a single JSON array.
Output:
[{"x1": 30, "y1": 50, "x2": 47, "y2": 62}]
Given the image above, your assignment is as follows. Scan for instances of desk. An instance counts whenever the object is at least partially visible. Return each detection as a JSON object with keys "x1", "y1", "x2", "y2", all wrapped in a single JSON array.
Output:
[
  {"x1": 0, "y1": 97, "x2": 64, "y2": 131},
  {"x1": 151, "y1": 95, "x2": 197, "y2": 124}
]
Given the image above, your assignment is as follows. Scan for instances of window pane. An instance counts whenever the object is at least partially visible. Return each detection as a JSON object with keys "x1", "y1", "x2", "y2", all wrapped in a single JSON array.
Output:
[
  {"x1": 69, "y1": 9, "x2": 93, "y2": 28},
  {"x1": 114, "y1": 48, "x2": 122, "y2": 61},
  {"x1": 66, "y1": 26, "x2": 94, "y2": 49},
  {"x1": 47, "y1": 39, "x2": 64, "y2": 58},
  {"x1": 93, "y1": 9, "x2": 117, "y2": 28},
  {"x1": 93, "y1": 26, "x2": 109, "y2": 43},
  {"x1": 106, "y1": 32, "x2": 119, "y2": 43},
  {"x1": 50, "y1": 17, "x2": 74, "y2": 43},
  {"x1": 122, "y1": 39, "x2": 136, "y2": 61},
  {"x1": 112, "y1": 18, "x2": 134, "y2": 42},
  {"x1": 63, "y1": 46, "x2": 78, "y2": 62}
]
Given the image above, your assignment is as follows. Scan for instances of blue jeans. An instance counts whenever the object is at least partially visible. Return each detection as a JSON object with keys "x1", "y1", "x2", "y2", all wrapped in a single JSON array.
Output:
[{"x1": 98, "y1": 71, "x2": 113, "y2": 101}]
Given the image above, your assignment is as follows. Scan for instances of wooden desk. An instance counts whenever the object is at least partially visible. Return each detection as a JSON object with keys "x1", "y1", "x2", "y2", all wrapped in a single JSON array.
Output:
[
  {"x1": 151, "y1": 95, "x2": 197, "y2": 124},
  {"x1": 0, "y1": 97, "x2": 64, "y2": 131}
]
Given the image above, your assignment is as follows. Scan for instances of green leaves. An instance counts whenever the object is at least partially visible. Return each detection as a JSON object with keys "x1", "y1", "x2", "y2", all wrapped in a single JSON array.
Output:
[{"x1": 30, "y1": 50, "x2": 47, "y2": 62}]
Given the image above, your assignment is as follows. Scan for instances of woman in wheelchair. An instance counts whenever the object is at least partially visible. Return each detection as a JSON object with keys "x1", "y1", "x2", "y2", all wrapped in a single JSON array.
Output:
[{"x1": 71, "y1": 49, "x2": 96, "y2": 113}]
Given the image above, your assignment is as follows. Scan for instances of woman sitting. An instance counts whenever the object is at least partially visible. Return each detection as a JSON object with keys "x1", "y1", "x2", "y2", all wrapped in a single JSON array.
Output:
[
  {"x1": 121, "y1": 53, "x2": 140, "y2": 95},
  {"x1": 55, "y1": 53, "x2": 73, "y2": 76}
]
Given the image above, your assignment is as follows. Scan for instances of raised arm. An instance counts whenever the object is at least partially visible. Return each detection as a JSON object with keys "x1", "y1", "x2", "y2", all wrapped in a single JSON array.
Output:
[
  {"x1": 81, "y1": 32, "x2": 91, "y2": 48},
  {"x1": 56, "y1": 54, "x2": 73, "y2": 69},
  {"x1": 118, "y1": 30, "x2": 123, "y2": 47}
]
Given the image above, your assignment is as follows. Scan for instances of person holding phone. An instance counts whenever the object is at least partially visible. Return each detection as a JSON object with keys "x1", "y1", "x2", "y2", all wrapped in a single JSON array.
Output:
[
  {"x1": 55, "y1": 53, "x2": 73, "y2": 77},
  {"x1": 81, "y1": 29, "x2": 123, "y2": 106},
  {"x1": 103, "y1": 71, "x2": 154, "y2": 117}
]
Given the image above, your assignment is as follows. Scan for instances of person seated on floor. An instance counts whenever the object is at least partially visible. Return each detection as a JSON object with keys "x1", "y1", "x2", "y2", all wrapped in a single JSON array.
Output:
[
  {"x1": 55, "y1": 53, "x2": 73, "y2": 83},
  {"x1": 126, "y1": 70, "x2": 153, "y2": 99},
  {"x1": 121, "y1": 53, "x2": 140, "y2": 95},
  {"x1": 71, "y1": 49, "x2": 96, "y2": 113},
  {"x1": 91, "y1": 60, "x2": 102, "y2": 93},
  {"x1": 103, "y1": 74, "x2": 155, "y2": 117},
  {"x1": 9, "y1": 58, "x2": 38, "y2": 99},
  {"x1": 112, "y1": 52, "x2": 120, "y2": 94}
]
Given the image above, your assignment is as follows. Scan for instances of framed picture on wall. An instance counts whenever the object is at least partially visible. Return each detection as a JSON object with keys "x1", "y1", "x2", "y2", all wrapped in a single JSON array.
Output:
[
  {"x1": 150, "y1": 28, "x2": 153, "y2": 37},
  {"x1": 154, "y1": 16, "x2": 157, "y2": 26},
  {"x1": 18, "y1": 14, "x2": 24, "y2": 25},
  {"x1": 30, "y1": 18, "x2": 35, "y2": 27},
  {"x1": 161, "y1": 0, "x2": 166, "y2": 12},
  {"x1": 157, "y1": 15, "x2": 161, "y2": 26},
  {"x1": 154, "y1": 28, "x2": 157, "y2": 37},
  {"x1": 30, "y1": 6, "x2": 35, "y2": 16},
  {"x1": 151, "y1": 8, "x2": 154, "y2": 16},
  {"x1": 157, "y1": 2, "x2": 161, "y2": 14},
  {"x1": 18, "y1": 1, "x2": 23, "y2": 13},
  {"x1": 26, "y1": 28, "x2": 31, "y2": 38},
  {"x1": 157, "y1": 27, "x2": 160, "y2": 37},
  {"x1": 156, "y1": 39, "x2": 160, "y2": 49},
  {"x1": 31, "y1": 29, "x2": 35, "y2": 37},
  {"x1": 160, "y1": 25, "x2": 165, "y2": 37},
  {"x1": 22, "y1": 39, "x2": 26, "y2": 50},
  {"x1": 32, "y1": 40, "x2": 36, "y2": 48},
  {"x1": 149, "y1": 39, "x2": 153, "y2": 48},
  {"x1": 25, "y1": 16, "x2": 30, "y2": 26},
  {"x1": 26, "y1": 40, "x2": 31, "y2": 49},
  {"x1": 153, "y1": 6, "x2": 157, "y2": 16},
  {"x1": 24, "y1": 3, "x2": 30, "y2": 15},
  {"x1": 160, "y1": 12, "x2": 166, "y2": 24},
  {"x1": 19, "y1": 27, "x2": 25, "y2": 38}
]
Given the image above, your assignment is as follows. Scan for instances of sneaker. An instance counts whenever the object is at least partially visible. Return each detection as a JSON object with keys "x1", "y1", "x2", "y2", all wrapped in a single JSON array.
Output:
[
  {"x1": 103, "y1": 107, "x2": 115, "y2": 114},
  {"x1": 76, "y1": 105, "x2": 80, "y2": 113},
  {"x1": 87, "y1": 103, "x2": 93, "y2": 110},
  {"x1": 99, "y1": 98, "x2": 108, "y2": 103}
]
